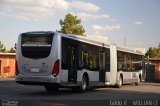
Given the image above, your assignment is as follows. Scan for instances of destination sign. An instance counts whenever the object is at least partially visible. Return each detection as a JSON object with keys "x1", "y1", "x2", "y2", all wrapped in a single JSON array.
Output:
[{"x1": 22, "y1": 41, "x2": 51, "y2": 47}]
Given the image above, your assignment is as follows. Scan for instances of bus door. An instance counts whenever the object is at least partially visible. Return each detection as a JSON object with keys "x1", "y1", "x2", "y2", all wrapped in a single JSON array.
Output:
[
  {"x1": 99, "y1": 49, "x2": 105, "y2": 83},
  {"x1": 68, "y1": 44, "x2": 78, "y2": 84}
]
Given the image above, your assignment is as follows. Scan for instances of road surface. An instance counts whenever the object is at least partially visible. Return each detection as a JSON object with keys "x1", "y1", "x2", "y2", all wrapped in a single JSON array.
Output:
[{"x1": 0, "y1": 81, "x2": 160, "y2": 106}]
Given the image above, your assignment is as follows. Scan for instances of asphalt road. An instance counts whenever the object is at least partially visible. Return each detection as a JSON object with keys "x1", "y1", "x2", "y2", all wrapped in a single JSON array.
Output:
[{"x1": 0, "y1": 81, "x2": 160, "y2": 106}]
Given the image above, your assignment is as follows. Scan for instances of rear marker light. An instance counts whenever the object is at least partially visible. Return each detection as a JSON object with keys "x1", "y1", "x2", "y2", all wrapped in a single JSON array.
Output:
[{"x1": 52, "y1": 59, "x2": 60, "y2": 77}]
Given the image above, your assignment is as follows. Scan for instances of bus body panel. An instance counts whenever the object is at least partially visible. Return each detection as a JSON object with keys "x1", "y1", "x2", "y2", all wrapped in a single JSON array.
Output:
[
  {"x1": 59, "y1": 69, "x2": 68, "y2": 83},
  {"x1": 110, "y1": 45, "x2": 117, "y2": 84},
  {"x1": 122, "y1": 71, "x2": 139, "y2": 84},
  {"x1": 77, "y1": 69, "x2": 99, "y2": 83},
  {"x1": 105, "y1": 72, "x2": 111, "y2": 85}
]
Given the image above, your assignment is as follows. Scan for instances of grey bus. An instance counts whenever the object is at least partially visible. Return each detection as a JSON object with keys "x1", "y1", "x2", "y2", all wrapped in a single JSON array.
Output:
[{"x1": 15, "y1": 31, "x2": 145, "y2": 92}]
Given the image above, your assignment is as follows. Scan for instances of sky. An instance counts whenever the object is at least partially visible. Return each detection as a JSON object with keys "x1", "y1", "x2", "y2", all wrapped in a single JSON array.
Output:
[{"x1": 0, "y1": 0, "x2": 160, "y2": 51}]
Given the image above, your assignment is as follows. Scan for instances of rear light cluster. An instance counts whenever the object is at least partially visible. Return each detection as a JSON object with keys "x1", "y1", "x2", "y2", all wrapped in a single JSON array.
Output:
[
  {"x1": 15, "y1": 60, "x2": 19, "y2": 76},
  {"x1": 52, "y1": 59, "x2": 60, "y2": 77}
]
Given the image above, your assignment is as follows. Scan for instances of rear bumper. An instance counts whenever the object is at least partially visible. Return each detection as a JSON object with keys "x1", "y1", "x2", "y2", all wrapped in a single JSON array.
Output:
[
  {"x1": 16, "y1": 81, "x2": 59, "y2": 86},
  {"x1": 15, "y1": 74, "x2": 58, "y2": 85},
  {"x1": 15, "y1": 74, "x2": 81, "y2": 87}
]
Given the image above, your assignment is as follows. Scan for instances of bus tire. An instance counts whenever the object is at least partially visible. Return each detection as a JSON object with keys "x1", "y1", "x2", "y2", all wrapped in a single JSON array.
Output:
[
  {"x1": 116, "y1": 76, "x2": 123, "y2": 88},
  {"x1": 135, "y1": 75, "x2": 140, "y2": 86},
  {"x1": 44, "y1": 85, "x2": 59, "y2": 92},
  {"x1": 78, "y1": 75, "x2": 88, "y2": 93}
]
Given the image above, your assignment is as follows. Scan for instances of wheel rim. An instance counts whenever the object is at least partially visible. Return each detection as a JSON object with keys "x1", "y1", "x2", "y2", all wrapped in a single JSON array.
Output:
[{"x1": 82, "y1": 78, "x2": 87, "y2": 90}]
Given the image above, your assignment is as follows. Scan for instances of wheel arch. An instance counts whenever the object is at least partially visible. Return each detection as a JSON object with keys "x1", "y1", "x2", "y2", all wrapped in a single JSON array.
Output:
[
  {"x1": 116, "y1": 72, "x2": 123, "y2": 84},
  {"x1": 139, "y1": 74, "x2": 142, "y2": 82},
  {"x1": 82, "y1": 72, "x2": 89, "y2": 86}
]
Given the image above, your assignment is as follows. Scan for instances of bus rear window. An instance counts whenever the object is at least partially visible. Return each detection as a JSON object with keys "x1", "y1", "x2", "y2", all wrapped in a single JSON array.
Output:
[{"x1": 21, "y1": 33, "x2": 53, "y2": 59}]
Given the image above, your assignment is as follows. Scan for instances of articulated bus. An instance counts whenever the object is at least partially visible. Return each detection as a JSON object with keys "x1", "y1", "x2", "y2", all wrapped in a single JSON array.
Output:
[{"x1": 15, "y1": 31, "x2": 145, "y2": 92}]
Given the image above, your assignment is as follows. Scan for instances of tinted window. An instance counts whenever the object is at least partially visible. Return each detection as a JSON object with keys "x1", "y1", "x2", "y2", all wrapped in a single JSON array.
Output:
[
  {"x1": 117, "y1": 51, "x2": 143, "y2": 71},
  {"x1": 105, "y1": 48, "x2": 110, "y2": 72},
  {"x1": 21, "y1": 33, "x2": 53, "y2": 59},
  {"x1": 61, "y1": 37, "x2": 99, "y2": 71},
  {"x1": 61, "y1": 37, "x2": 68, "y2": 69},
  {"x1": 79, "y1": 43, "x2": 99, "y2": 71}
]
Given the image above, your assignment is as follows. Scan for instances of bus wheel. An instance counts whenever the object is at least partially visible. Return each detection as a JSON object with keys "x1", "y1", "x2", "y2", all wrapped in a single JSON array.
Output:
[
  {"x1": 44, "y1": 85, "x2": 59, "y2": 92},
  {"x1": 116, "y1": 76, "x2": 123, "y2": 88},
  {"x1": 135, "y1": 76, "x2": 140, "y2": 86},
  {"x1": 78, "y1": 75, "x2": 88, "y2": 93}
]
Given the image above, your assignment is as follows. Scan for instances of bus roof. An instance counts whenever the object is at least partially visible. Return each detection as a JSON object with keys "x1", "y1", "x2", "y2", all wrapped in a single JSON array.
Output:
[
  {"x1": 60, "y1": 33, "x2": 110, "y2": 48},
  {"x1": 21, "y1": 31, "x2": 144, "y2": 55},
  {"x1": 60, "y1": 32, "x2": 144, "y2": 55}
]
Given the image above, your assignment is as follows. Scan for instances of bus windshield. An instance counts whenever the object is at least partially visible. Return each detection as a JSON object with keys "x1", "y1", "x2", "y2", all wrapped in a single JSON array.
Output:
[{"x1": 21, "y1": 33, "x2": 53, "y2": 59}]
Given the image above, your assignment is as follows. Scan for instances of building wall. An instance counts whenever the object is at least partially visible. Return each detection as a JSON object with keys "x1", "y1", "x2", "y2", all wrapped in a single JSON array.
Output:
[
  {"x1": 0, "y1": 55, "x2": 15, "y2": 78},
  {"x1": 149, "y1": 60, "x2": 160, "y2": 82},
  {"x1": 159, "y1": 63, "x2": 160, "y2": 81}
]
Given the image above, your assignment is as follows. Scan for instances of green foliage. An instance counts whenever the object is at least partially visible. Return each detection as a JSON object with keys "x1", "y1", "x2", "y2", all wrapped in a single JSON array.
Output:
[
  {"x1": 0, "y1": 41, "x2": 6, "y2": 52},
  {"x1": 9, "y1": 43, "x2": 16, "y2": 53},
  {"x1": 9, "y1": 48, "x2": 15, "y2": 53},
  {"x1": 146, "y1": 46, "x2": 160, "y2": 59},
  {"x1": 59, "y1": 13, "x2": 85, "y2": 36},
  {"x1": 0, "y1": 42, "x2": 16, "y2": 53}
]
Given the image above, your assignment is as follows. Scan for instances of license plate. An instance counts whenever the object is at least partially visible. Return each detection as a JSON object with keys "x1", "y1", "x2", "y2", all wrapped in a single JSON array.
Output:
[{"x1": 31, "y1": 68, "x2": 39, "y2": 73}]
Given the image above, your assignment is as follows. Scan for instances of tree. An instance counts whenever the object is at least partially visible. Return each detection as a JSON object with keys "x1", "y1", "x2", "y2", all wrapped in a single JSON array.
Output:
[
  {"x1": 14, "y1": 43, "x2": 17, "y2": 50},
  {"x1": 59, "y1": 13, "x2": 85, "y2": 36},
  {"x1": 9, "y1": 43, "x2": 16, "y2": 53},
  {"x1": 145, "y1": 47, "x2": 160, "y2": 59},
  {"x1": 0, "y1": 41, "x2": 6, "y2": 52},
  {"x1": 9, "y1": 48, "x2": 15, "y2": 53},
  {"x1": 158, "y1": 43, "x2": 160, "y2": 49}
]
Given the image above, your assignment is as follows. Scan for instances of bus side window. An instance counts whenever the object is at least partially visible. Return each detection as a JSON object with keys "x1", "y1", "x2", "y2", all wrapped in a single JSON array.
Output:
[
  {"x1": 79, "y1": 44, "x2": 88, "y2": 69},
  {"x1": 89, "y1": 45, "x2": 98, "y2": 71},
  {"x1": 79, "y1": 59, "x2": 84, "y2": 68},
  {"x1": 105, "y1": 48, "x2": 110, "y2": 72},
  {"x1": 79, "y1": 43, "x2": 99, "y2": 71},
  {"x1": 118, "y1": 61, "x2": 123, "y2": 70},
  {"x1": 117, "y1": 51, "x2": 123, "y2": 70},
  {"x1": 62, "y1": 37, "x2": 68, "y2": 69}
]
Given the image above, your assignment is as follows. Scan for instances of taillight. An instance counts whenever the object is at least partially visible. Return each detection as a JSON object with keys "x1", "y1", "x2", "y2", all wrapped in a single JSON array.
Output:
[
  {"x1": 52, "y1": 59, "x2": 60, "y2": 77},
  {"x1": 15, "y1": 60, "x2": 19, "y2": 76}
]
